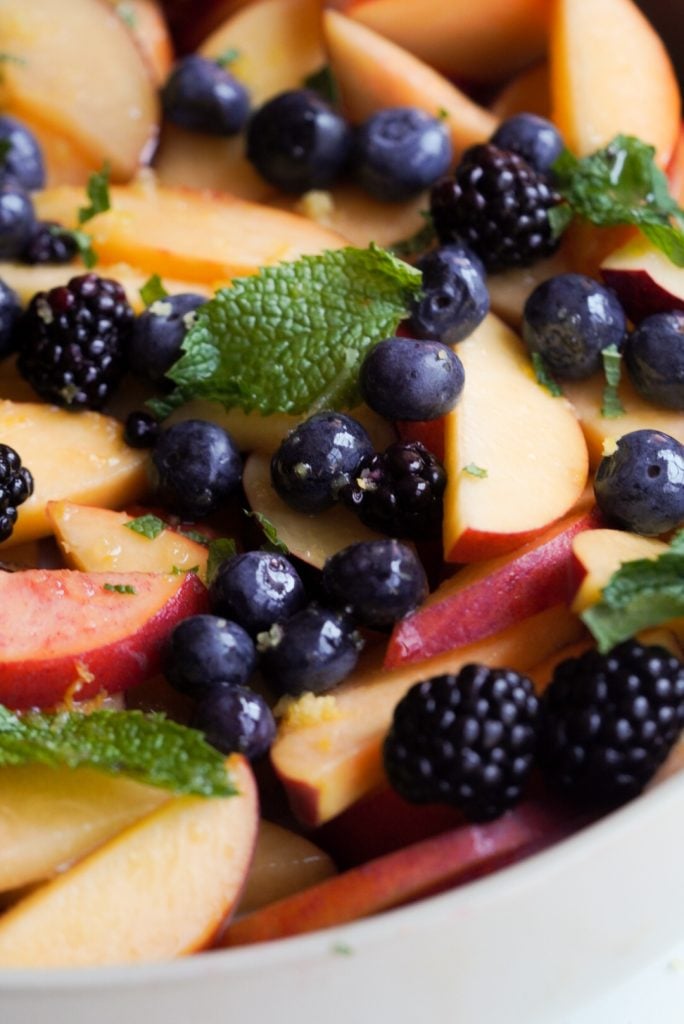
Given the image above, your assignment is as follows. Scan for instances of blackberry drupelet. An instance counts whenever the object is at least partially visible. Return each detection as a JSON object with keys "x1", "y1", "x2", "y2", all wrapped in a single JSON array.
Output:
[
  {"x1": 538, "y1": 641, "x2": 684, "y2": 807},
  {"x1": 16, "y1": 273, "x2": 134, "y2": 409},
  {"x1": 430, "y1": 143, "x2": 563, "y2": 272},
  {"x1": 22, "y1": 221, "x2": 78, "y2": 265},
  {"x1": 384, "y1": 665, "x2": 540, "y2": 821},
  {"x1": 340, "y1": 440, "x2": 446, "y2": 540},
  {"x1": 0, "y1": 443, "x2": 33, "y2": 542}
]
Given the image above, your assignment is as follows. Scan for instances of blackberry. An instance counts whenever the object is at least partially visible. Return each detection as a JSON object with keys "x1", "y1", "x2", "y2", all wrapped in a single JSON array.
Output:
[
  {"x1": 22, "y1": 221, "x2": 78, "y2": 265},
  {"x1": 0, "y1": 443, "x2": 33, "y2": 542},
  {"x1": 340, "y1": 440, "x2": 446, "y2": 540},
  {"x1": 124, "y1": 410, "x2": 160, "y2": 449},
  {"x1": 430, "y1": 143, "x2": 563, "y2": 272},
  {"x1": 538, "y1": 641, "x2": 684, "y2": 807},
  {"x1": 384, "y1": 665, "x2": 540, "y2": 821},
  {"x1": 16, "y1": 274, "x2": 134, "y2": 410}
]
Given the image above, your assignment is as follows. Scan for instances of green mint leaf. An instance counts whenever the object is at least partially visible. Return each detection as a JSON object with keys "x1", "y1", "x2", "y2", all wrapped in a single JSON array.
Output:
[
  {"x1": 246, "y1": 509, "x2": 288, "y2": 553},
  {"x1": 146, "y1": 392, "x2": 184, "y2": 421},
  {"x1": 215, "y1": 47, "x2": 240, "y2": 68},
  {"x1": 462, "y1": 463, "x2": 488, "y2": 478},
  {"x1": 0, "y1": 707, "x2": 235, "y2": 796},
  {"x1": 63, "y1": 227, "x2": 97, "y2": 269},
  {"x1": 116, "y1": 2, "x2": 137, "y2": 27},
  {"x1": 124, "y1": 514, "x2": 166, "y2": 540},
  {"x1": 177, "y1": 527, "x2": 210, "y2": 546},
  {"x1": 303, "y1": 65, "x2": 338, "y2": 105},
  {"x1": 171, "y1": 564, "x2": 199, "y2": 575},
  {"x1": 531, "y1": 353, "x2": 562, "y2": 396},
  {"x1": 547, "y1": 202, "x2": 574, "y2": 240},
  {"x1": 670, "y1": 529, "x2": 684, "y2": 553},
  {"x1": 0, "y1": 139, "x2": 9, "y2": 165},
  {"x1": 139, "y1": 274, "x2": 169, "y2": 307},
  {"x1": 164, "y1": 246, "x2": 422, "y2": 416},
  {"x1": 207, "y1": 538, "x2": 238, "y2": 585},
  {"x1": 78, "y1": 163, "x2": 111, "y2": 225},
  {"x1": 600, "y1": 344, "x2": 625, "y2": 419},
  {"x1": 553, "y1": 135, "x2": 684, "y2": 265},
  {"x1": 389, "y1": 212, "x2": 436, "y2": 259},
  {"x1": 581, "y1": 543, "x2": 684, "y2": 652},
  {"x1": 103, "y1": 583, "x2": 137, "y2": 595}
]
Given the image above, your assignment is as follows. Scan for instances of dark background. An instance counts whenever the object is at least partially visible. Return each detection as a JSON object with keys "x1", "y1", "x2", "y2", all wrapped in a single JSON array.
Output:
[{"x1": 638, "y1": 0, "x2": 684, "y2": 84}]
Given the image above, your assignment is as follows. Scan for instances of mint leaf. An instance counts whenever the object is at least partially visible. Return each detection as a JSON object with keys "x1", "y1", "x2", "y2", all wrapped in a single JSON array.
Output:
[
  {"x1": 103, "y1": 583, "x2": 137, "y2": 595},
  {"x1": 246, "y1": 509, "x2": 288, "y2": 553},
  {"x1": 58, "y1": 226, "x2": 97, "y2": 269},
  {"x1": 531, "y1": 353, "x2": 562, "y2": 396},
  {"x1": 164, "y1": 246, "x2": 422, "y2": 416},
  {"x1": 303, "y1": 65, "x2": 338, "y2": 105},
  {"x1": 178, "y1": 527, "x2": 211, "y2": 546},
  {"x1": 215, "y1": 47, "x2": 240, "y2": 68},
  {"x1": 116, "y1": 2, "x2": 137, "y2": 27},
  {"x1": 581, "y1": 543, "x2": 684, "y2": 652},
  {"x1": 207, "y1": 538, "x2": 238, "y2": 585},
  {"x1": 139, "y1": 274, "x2": 169, "y2": 308},
  {"x1": 78, "y1": 163, "x2": 111, "y2": 225},
  {"x1": 554, "y1": 135, "x2": 684, "y2": 266},
  {"x1": 0, "y1": 139, "x2": 9, "y2": 165},
  {"x1": 125, "y1": 514, "x2": 166, "y2": 540},
  {"x1": 171, "y1": 564, "x2": 199, "y2": 575},
  {"x1": 0, "y1": 707, "x2": 235, "y2": 796},
  {"x1": 462, "y1": 463, "x2": 488, "y2": 478},
  {"x1": 601, "y1": 344, "x2": 625, "y2": 419}
]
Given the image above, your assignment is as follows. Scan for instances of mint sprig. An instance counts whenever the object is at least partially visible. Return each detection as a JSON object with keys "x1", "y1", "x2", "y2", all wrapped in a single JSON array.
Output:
[
  {"x1": 554, "y1": 135, "x2": 684, "y2": 266},
  {"x1": 139, "y1": 274, "x2": 169, "y2": 308},
  {"x1": 582, "y1": 533, "x2": 684, "y2": 652},
  {"x1": 600, "y1": 344, "x2": 625, "y2": 419},
  {"x1": 124, "y1": 513, "x2": 166, "y2": 540},
  {"x1": 531, "y1": 352, "x2": 562, "y2": 396},
  {"x1": 0, "y1": 707, "x2": 236, "y2": 796},
  {"x1": 78, "y1": 163, "x2": 111, "y2": 225},
  {"x1": 160, "y1": 246, "x2": 421, "y2": 417}
]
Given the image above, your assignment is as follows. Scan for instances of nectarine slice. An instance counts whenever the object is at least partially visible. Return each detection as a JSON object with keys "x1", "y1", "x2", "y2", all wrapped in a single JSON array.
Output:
[
  {"x1": 0, "y1": 755, "x2": 258, "y2": 967},
  {"x1": 0, "y1": 0, "x2": 159, "y2": 182},
  {"x1": 600, "y1": 233, "x2": 684, "y2": 324},
  {"x1": 239, "y1": 820, "x2": 336, "y2": 915},
  {"x1": 442, "y1": 315, "x2": 589, "y2": 563},
  {"x1": 107, "y1": 0, "x2": 174, "y2": 84},
  {"x1": 569, "y1": 528, "x2": 667, "y2": 614},
  {"x1": 0, "y1": 568, "x2": 208, "y2": 708},
  {"x1": 491, "y1": 63, "x2": 550, "y2": 120},
  {"x1": 550, "y1": 0, "x2": 681, "y2": 165}
]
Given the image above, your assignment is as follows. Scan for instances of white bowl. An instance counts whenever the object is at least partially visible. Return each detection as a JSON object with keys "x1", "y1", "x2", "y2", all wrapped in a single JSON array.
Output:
[{"x1": 2, "y1": 767, "x2": 684, "y2": 1024}]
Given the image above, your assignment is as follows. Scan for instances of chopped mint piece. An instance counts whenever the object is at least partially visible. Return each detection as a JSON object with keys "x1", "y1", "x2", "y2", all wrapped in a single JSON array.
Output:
[
  {"x1": 0, "y1": 139, "x2": 9, "y2": 165},
  {"x1": 462, "y1": 463, "x2": 488, "y2": 478},
  {"x1": 125, "y1": 514, "x2": 166, "y2": 540},
  {"x1": 436, "y1": 107, "x2": 449, "y2": 121},
  {"x1": 246, "y1": 509, "x2": 288, "y2": 553},
  {"x1": 178, "y1": 527, "x2": 211, "y2": 546},
  {"x1": 78, "y1": 163, "x2": 111, "y2": 225},
  {"x1": 146, "y1": 391, "x2": 185, "y2": 420},
  {"x1": 389, "y1": 212, "x2": 436, "y2": 260},
  {"x1": 303, "y1": 65, "x2": 338, "y2": 105},
  {"x1": 116, "y1": 2, "x2": 137, "y2": 27},
  {"x1": 215, "y1": 47, "x2": 240, "y2": 68},
  {"x1": 553, "y1": 136, "x2": 684, "y2": 266},
  {"x1": 0, "y1": 706, "x2": 235, "y2": 796},
  {"x1": 601, "y1": 344, "x2": 625, "y2": 419},
  {"x1": 103, "y1": 583, "x2": 137, "y2": 595},
  {"x1": 163, "y1": 246, "x2": 421, "y2": 416},
  {"x1": 171, "y1": 564, "x2": 200, "y2": 575},
  {"x1": 207, "y1": 537, "x2": 238, "y2": 585},
  {"x1": 581, "y1": 539, "x2": 684, "y2": 652},
  {"x1": 531, "y1": 352, "x2": 562, "y2": 396},
  {"x1": 547, "y1": 202, "x2": 574, "y2": 240},
  {"x1": 58, "y1": 226, "x2": 97, "y2": 269},
  {"x1": 331, "y1": 942, "x2": 354, "y2": 956},
  {"x1": 139, "y1": 274, "x2": 169, "y2": 308}
]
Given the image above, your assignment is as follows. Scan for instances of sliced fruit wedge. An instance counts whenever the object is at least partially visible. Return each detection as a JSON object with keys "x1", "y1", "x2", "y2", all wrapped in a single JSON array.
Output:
[{"x1": 239, "y1": 820, "x2": 336, "y2": 915}]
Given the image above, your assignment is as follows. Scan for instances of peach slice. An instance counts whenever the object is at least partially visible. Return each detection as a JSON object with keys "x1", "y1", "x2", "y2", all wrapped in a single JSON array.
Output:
[
  {"x1": 239, "y1": 820, "x2": 336, "y2": 915},
  {"x1": 0, "y1": 755, "x2": 258, "y2": 968},
  {"x1": 550, "y1": 0, "x2": 681, "y2": 165},
  {"x1": 600, "y1": 234, "x2": 684, "y2": 324},
  {"x1": 35, "y1": 181, "x2": 347, "y2": 284},
  {"x1": 0, "y1": 401, "x2": 149, "y2": 548},
  {"x1": 0, "y1": 765, "x2": 168, "y2": 893},
  {"x1": 222, "y1": 798, "x2": 584, "y2": 946},
  {"x1": 561, "y1": 374, "x2": 684, "y2": 467},
  {"x1": 0, "y1": 0, "x2": 159, "y2": 182},
  {"x1": 107, "y1": 0, "x2": 174, "y2": 84},
  {"x1": 345, "y1": 0, "x2": 550, "y2": 83},
  {"x1": 242, "y1": 452, "x2": 387, "y2": 569},
  {"x1": 323, "y1": 11, "x2": 497, "y2": 155},
  {"x1": 490, "y1": 63, "x2": 550, "y2": 120},
  {"x1": 570, "y1": 527, "x2": 666, "y2": 614},
  {"x1": 442, "y1": 314, "x2": 589, "y2": 563},
  {"x1": 0, "y1": 568, "x2": 208, "y2": 709},
  {"x1": 385, "y1": 506, "x2": 597, "y2": 667},
  {"x1": 47, "y1": 501, "x2": 210, "y2": 580},
  {"x1": 153, "y1": 127, "x2": 274, "y2": 203},
  {"x1": 272, "y1": 603, "x2": 585, "y2": 826}
]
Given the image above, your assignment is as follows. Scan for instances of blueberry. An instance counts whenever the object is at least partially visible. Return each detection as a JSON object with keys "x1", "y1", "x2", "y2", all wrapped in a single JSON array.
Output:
[
  {"x1": 164, "y1": 614, "x2": 256, "y2": 698},
  {"x1": 522, "y1": 273, "x2": 627, "y2": 379},
  {"x1": 152, "y1": 419, "x2": 242, "y2": 519},
  {"x1": 407, "y1": 243, "x2": 489, "y2": 345},
  {"x1": 124, "y1": 409, "x2": 160, "y2": 449},
  {"x1": 490, "y1": 114, "x2": 564, "y2": 176},
  {"x1": 624, "y1": 311, "x2": 684, "y2": 410},
  {"x1": 0, "y1": 115, "x2": 45, "y2": 191},
  {"x1": 192, "y1": 685, "x2": 276, "y2": 760},
  {"x1": 353, "y1": 107, "x2": 452, "y2": 202},
  {"x1": 258, "y1": 604, "x2": 361, "y2": 696},
  {"x1": 129, "y1": 293, "x2": 206, "y2": 386},
  {"x1": 0, "y1": 182, "x2": 36, "y2": 260},
  {"x1": 594, "y1": 430, "x2": 684, "y2": 535},
  {"x1": 359, "y1": 337, "x2": 464, "y2": 421},
  {"x1": 246, "y1": 90, "x2": 352, "y2": 194},
  {"x1": 0, "y1": 279, "x2": 21, "y2": 358},
  {"x1": 161, "y1": 55, "x2": 250, "y2": 136},
  {"x1": 209, "y1": 550, "x2": 306, "y2": 636},
  {"x1": 22, "y1": 221, "x2": 78, "y2": 265},
  {"x1": 270, "y1": 411, "x2": 374, "y2": 513},
  {"x1": 322, "y1": 539, "x2": 428, "y2": 630}
]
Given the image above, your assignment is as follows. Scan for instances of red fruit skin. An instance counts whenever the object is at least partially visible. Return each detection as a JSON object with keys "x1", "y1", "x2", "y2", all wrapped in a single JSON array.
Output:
[{"x1": 0, "y1": 570, "x2": 208, "y2": 709}]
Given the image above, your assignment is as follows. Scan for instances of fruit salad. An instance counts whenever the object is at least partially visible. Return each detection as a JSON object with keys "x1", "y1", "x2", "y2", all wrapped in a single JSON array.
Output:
[{"x1": 0, "y1": 0, "x2": 683, "y2": 970}]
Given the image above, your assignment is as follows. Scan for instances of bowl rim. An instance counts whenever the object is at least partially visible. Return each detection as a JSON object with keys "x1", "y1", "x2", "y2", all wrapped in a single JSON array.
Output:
[{"x1": 1, "y1": 762, "x2": 683, "y2": 992}]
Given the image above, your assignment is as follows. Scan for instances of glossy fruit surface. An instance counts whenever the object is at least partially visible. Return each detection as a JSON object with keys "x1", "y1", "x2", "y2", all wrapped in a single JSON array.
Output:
[
  {"x1": 593, "y1": 429, "x2": 684, "y2": 535},
  {"x1": 164, "y1": 614, "x2": 256, "y2": 697},
  {"x1": 192, "y1": 686, "x2": 276, "y2": 760},
  {"x1": 353, "y1": 106, "x2": 452, "y2": 201},
  {"x1": 161, "y1": 55, "x2": 250, "y2": 135},
  {"x1": 490, "y1": 113, "x2": 564, "y2": 175},
  {"x1": 624, "y1": 310, "x2": 684, "y2": 410},
  {"x1": 209, "y1": 550, "x2": 306, "y2": 636},
  {"x1": 129, "y1": 292, "x2": 206, "y2": 386},
  {"x1": 258, "y1": 604, "x2": 361, "y2": 696},
  {"x1": 407, "y1": 243, "x2": 489, "y2": 346},
  {"x1": 152, "y1": 419, "x2": 242, "y2": 519},
  {"x1": 359, "y1": 336, "x2": 464, "y2": 421},
  {"x1": 0, "y1": 182, "x2": 36, "y2": 260},
  {"x1": 322, "y1": 539, "x2": 428, "y2": 630},
  {"x1": 0, "y1": 114, "x2": 45, "y2": 190}
]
